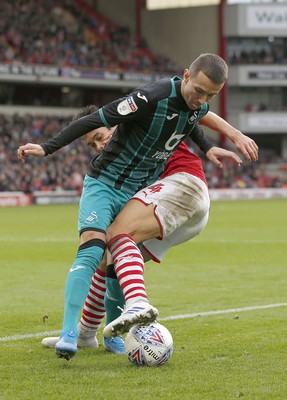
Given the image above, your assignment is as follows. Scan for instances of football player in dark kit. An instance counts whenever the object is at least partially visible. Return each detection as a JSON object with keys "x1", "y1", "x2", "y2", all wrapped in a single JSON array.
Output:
[{"x1": 18, "y1": 53, "x2": 258, "y2": 360}]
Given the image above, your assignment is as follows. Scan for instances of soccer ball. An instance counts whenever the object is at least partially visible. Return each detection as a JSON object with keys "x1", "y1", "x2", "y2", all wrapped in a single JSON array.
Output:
[{"x1": 125, "y1": 322, "x2": 173, "y2": 367}]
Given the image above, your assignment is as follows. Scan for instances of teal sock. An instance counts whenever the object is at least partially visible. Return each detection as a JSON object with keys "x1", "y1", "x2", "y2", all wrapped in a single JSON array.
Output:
[
  {"x1": 62, "y1": 244, "x2": 104, "y2": 334},
  {"x1": 104, "y1": 277, "x2": 125, "y2": 325}
]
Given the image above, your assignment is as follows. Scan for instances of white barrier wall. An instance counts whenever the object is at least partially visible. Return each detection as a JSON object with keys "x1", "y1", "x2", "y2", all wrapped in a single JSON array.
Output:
[
  {"x1": 1, "y1": 189, "x2": 286, "y2": 207},
  {"x1": 0, "y1": 192, "x2": 32, "y2": 207},
  {"x1": 209, "y1": 188, "x2": 287, "y2": 201}
]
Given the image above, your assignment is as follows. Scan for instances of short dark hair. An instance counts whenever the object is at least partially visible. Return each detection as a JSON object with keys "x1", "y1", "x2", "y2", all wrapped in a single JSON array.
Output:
[
  {"x1": 72, "y1": 104, "x2": 99, "y2": 121},
  {"x1": 189, "y1": 53, "x2": 228, "y2": 84},
  {"x1": 71, "y1": 105, "x2": 99, "y2": 141}
]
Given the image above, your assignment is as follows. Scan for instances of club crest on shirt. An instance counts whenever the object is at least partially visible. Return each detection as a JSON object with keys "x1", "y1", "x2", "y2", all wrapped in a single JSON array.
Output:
[
  {"x1": 117, "y1": 96, "x2": 138, "y2": 115},
  {"x1": 188, "y1": 111, "x2": 198, "y2": 124}
]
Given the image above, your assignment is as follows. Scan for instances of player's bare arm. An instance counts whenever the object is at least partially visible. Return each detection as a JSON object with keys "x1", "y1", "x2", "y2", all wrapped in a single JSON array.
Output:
[{"x1": 199, "y1": 111, "x2": 258, "y2": 162}]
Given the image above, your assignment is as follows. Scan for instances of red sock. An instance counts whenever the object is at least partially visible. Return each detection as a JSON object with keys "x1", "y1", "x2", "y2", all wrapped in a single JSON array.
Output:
[
  {"x1": 79, "y1": 268, "x2": 106, "y2": 331},
  {"x1": 108, "y1": 234, "x2": 147, "y2": 306}
]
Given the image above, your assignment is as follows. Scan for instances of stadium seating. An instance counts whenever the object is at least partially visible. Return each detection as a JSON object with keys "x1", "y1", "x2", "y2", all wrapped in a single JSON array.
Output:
[{"x1": 0, "y1": 0, "x2": 180, "y2": 74}]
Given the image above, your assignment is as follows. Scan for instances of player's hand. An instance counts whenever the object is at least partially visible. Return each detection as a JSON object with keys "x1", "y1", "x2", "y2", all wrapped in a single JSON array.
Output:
[
  {"x1": 17, "y1": 143, "x2": 45, "y2": 163},
  {"x1": 206, "y1": 147, "x2": 242, "y2": 169},
  {"x1": 230, "y1": 131, "x2": 258, "y2": 162}
]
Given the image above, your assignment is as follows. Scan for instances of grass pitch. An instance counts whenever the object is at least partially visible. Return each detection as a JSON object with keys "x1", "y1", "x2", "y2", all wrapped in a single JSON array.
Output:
[{"x1": 0, "y1": 199, "x2": 286, "y2": 400}]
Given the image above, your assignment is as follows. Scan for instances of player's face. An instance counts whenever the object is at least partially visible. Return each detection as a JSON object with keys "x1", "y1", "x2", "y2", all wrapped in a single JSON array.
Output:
[
  {"x1": 83, "y1": 126, "x2": 115, "y2": 153},
  {"x1": 181, "y1": 69, "x2": 224, "y2": 110}
]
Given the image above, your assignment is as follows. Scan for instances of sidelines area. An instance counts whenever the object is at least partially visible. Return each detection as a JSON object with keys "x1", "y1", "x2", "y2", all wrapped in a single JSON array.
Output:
[
  {"x1": 2, "y1": 236, "x2": 287, "y2": 244},
  {"x1": 1, "y1": 188, "x2": 287, "y2": 207},
  {"x1": 1, "y1": 302, "x2": 287, "y2": 343}
]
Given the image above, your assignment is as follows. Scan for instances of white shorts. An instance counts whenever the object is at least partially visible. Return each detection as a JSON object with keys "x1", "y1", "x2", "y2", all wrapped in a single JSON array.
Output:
[{"x1": 133, "y1": 172, "x2": 210, "y2": 263}]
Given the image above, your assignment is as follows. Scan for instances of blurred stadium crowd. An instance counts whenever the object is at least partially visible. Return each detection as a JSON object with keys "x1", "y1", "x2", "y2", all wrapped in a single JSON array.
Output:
[
  {"x1": 0, "y1": 0, "x2": 179, "y2": 73},
  {"x1": 0, "y1": 113, "x2": 93, "y2": 192},
  {"x1": 229, "y1": 43, "x2": 287, "y2": 66},
  {"x1": 1, "y1": 113, "x2": 286, "y2": 193}
]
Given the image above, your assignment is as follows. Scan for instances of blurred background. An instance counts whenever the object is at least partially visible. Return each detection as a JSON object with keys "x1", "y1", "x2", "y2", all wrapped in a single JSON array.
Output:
[{"x1": 1, "y1": 0, "x2": 287, "y2": 205}]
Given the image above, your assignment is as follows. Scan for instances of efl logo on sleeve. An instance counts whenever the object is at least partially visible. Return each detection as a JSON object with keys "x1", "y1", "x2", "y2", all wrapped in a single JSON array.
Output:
[{"x1": 117, "y1": 96, "x2": 138, "y2": 115}]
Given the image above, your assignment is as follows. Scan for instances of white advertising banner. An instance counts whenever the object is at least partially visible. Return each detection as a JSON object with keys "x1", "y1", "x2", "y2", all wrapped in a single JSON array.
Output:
[
  {"x1": 209, "y1": 188, "x2": 287, "y2": 201},
  {"x1": 224, "y1": 4, "x2": 287, "y2": 36},
  {"x1": 1, "y1": 189, "x2": 286, "y2": 207},
  {"x1": 248, "y1": 114, "x2": 287, "y2": 130},
  {"x1": 0, "y1": 192, "x2": 32, "y2": 207},
  {"x1": 247, "y1": 5, "x2": 287, "y2": 29}
]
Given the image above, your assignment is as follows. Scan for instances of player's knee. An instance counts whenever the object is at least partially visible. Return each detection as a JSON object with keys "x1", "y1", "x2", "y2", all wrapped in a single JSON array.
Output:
[
  {"x1": 106, "y1": 218, "x2": 124, "y2": 237},
  {"x1": 106, "y1": 209, "x2": 145, "y2": 242},
  {"x1": 80, "y1": 230, "x2": 106, "y2": 245},
  {"x1": 106, "y1": 218, "x2": 155, "y2": 244},
  {"x1": 106, "y1": 224, "x2": 128, "y2": 242}
]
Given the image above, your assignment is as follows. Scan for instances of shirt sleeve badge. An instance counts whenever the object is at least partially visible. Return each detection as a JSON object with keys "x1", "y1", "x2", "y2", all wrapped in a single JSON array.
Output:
[{"x1": 117, "y1": 96, "x2": 138, "y2": 115}]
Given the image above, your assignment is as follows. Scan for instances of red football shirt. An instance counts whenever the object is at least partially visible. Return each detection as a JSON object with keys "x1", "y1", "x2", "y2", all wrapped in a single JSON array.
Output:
[{"x1": 160, "y1": 142, "x2": 207, "y2": 186}]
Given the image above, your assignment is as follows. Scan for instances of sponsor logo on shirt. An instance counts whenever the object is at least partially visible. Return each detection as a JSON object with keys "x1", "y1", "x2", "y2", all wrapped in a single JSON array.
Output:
[
  {"x1": 152, "y1": 150, "x2": 170, "y2": 160},
  {"x1": 137, "y1": 92, "x2": 148, "y2": 103},
  {"x1": 117, "y1": 96, "x2": 138, "y2": 115}
]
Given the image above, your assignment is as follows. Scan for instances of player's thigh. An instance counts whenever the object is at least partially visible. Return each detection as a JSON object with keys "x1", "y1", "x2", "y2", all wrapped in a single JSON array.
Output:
[
  {"x1": 165, "y1": 210, "x2": 209, "y2": 247},
  {"x1": 79, "y1": 175, "x2": 130, "y2": 239},
  {"x1": 106, "y1": 198, "x2": 160, "y2": 243},
  {"x1": 142, "y1": 211, "x2": 209, "y2": 263},
  {"x1": 131, "y1": 173, "x2": 209, "y2": 239},
  {"x1": 108, "y1": 177, "x2": 174, "y2": 242}
]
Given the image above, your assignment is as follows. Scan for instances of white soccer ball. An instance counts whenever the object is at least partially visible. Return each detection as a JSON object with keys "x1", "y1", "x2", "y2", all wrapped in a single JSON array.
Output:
[{"x1": 125, "y1": 322, "x2": 173, "y2": 367}]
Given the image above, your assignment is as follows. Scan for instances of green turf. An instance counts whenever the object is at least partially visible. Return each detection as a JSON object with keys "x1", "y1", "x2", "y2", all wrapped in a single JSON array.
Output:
[{"x1": 0, "y1": 199, "x2": 286, "y2": 399}]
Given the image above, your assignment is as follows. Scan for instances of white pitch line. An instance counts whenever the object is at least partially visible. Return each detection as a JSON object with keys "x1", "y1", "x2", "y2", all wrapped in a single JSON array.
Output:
[
  {"x1": 0, "y1": 330, "x2": 61, "y2": 343},
  {"x1": 1, "y1": 303, "x2": 287, "y2": 343},
  {"x1": 1, "y1": 237, "x2": 75, "y2": 242},
  {"x1": 2, "y1": 237, "x2": 287, "y2": 244},
  {"x1": 159, "y1": 303, "x2": 287, "y2": 321}
]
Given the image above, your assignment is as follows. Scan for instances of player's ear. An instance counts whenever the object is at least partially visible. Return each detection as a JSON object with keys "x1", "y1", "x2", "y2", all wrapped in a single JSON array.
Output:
[{"x1": 183, "y1": 69, "x2": 190, "y2": 82}]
